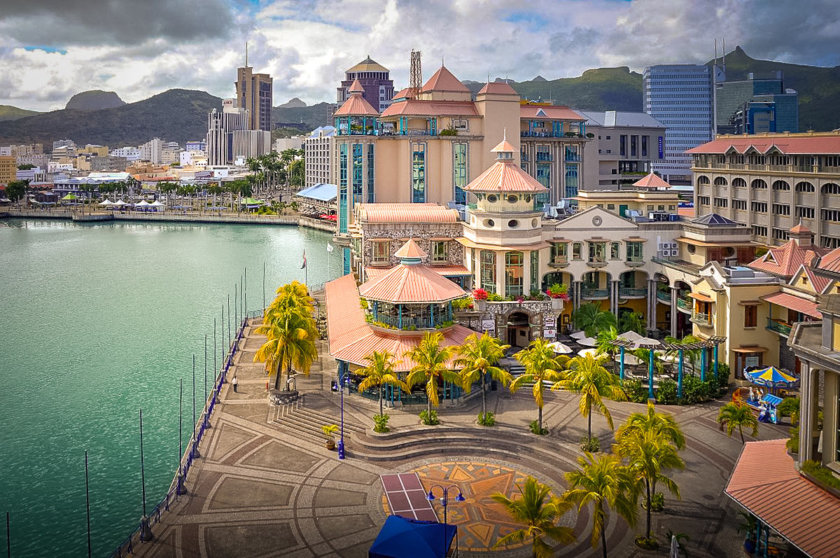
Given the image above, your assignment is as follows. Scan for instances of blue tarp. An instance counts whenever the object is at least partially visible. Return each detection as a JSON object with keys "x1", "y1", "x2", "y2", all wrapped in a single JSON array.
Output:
[
  {"x1": 369, "y1": 515, "x2": 456, "y2": 558},
  {"x1": 296, "y1": 183, "x2": 337, "y2": 202}
]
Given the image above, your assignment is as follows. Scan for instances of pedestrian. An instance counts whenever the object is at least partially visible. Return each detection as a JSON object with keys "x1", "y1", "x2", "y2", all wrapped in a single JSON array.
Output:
[{"x1": 232, "y1": 375, "x2": 238, "y2": 393}]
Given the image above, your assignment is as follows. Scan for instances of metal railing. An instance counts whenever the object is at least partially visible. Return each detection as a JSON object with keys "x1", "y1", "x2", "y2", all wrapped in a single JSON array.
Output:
[
  {"x1": 656, "y1": 290, "x2": 671, "y2": 303},
  {"x1": 766, "y1": 317, "x2": 792, "y2": 336},
  {"x1": 691, "y1": 311, "x2": 712, "y2": 326},
  {"x1": 619, "y1": 287, "x2": 647, "y2": 298},
  {"x1": 580, "y1": 288, "x2": 609, "y2": 299}
]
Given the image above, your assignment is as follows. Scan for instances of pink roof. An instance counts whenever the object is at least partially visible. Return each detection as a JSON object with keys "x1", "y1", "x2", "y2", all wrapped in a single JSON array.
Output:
[
  {"x1": 464, "y1": 158, "x2": 548, "y2": 194},
  {"x1": 334, "y1": 92, "x2": 379, "y2": 116},
  {"x1": 358, "y1": 203, "x2": 460, "y2": 224},
  {"x1": 491, "y1": 139, "x2": 517, "y2": 153},
  {"x1": 478, "y1": 82, "x2": 518, "y2": 95},
  {"x1": 726, "y1": 439, "x2": 840, "y2": 558},
  {"x1": 366, "y1": 265, "x2": 471, "y2": 282},
  {"x1": 359, "y1": 262, "x2": 466, "y2": 303},
  {"x1": 761, "y1": 291, "x2": 821, "y2": 319},
  {"x1": 633, "y1": 172, "x2": 671, "y2": 189},
  {"x1": 380, "y1": 100, "x2": 477, "y2": 117},
  {"x1": 392, "y1": 88, "x2": 415, "y2": 100},
  {"x1": 421, "y1": 66, "x2": 470, "y2": 93},
  {"x1": 748, "y1": 238, "x2": 827, "y2": 278},
  {"x1": 801, "y1": 265, "x2": 832, "y2": 293},
  {"x1": 818, "y1": 247, "x2": 840, "y2": 275},
  {"x1": 520, "y1": 105, "x2": 586, "y2": 121},
  {"x1": 688, "y1": 135, "x2": 840, "y2": 155},
  {"x1": 348, "y1": 79, "x2": 364, "y2": 94},
  {"x1": 790, "y1": 222, "x2": 812, "y2": 234},
  {"x1": 394, "y1": 239, "x2": 427, "y2": 259}
]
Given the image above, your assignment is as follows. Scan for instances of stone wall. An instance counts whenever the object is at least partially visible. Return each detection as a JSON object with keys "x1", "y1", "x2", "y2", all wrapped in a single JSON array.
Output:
[{"x1": 360, "y1": 222, "x2": 465, "y2": 267}]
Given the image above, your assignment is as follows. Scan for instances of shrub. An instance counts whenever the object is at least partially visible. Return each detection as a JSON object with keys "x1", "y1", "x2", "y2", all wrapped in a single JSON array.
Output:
[
  {"x1": 655, "y1": 379, "x2": 678, "y2": 405},
  {"x1": 679, "y1": 375, "x2": 712, "y2": 404},
  {"x1": 451, "y1": 297, "x2": 474, "y2": 310},
  {"x1": 778, "y1": 397, "x2": 800, "y2": 418},
  {"x1": 477, "y1": 412, "x2": 495, "y2": 426},
  {"x1": 419, "y1": 409, "x2": 439, "y2": 425},
  {"x1": 635, "y1": 537, "x2": 659, "y2": 550},
  {"x1": 487, "y1": 292, "x2": 504, "y2": 301},
  {"x1": 529, "y1": 420, "x2": 548, "y2": 435},
  {"x1": 439, "y1": 127, "x2": 458, "y2": 136},
  {"x1": 580, "y1": 436, "x2": 600, "y2": 452},
  {"x1": 473, "y1": 288, "x2": 488, "y2": 300},
  {"x1": 373, "y1": 414, "x2": 390, "y2": 433},
  {"x1": 801, "y1": 460, "x2": 840, "y2": 491},
  {"x1": 623, "y1": 379, "x2": 649, "y2": 403},
  {"x1": 786, "y1": 427, "x2": 799, "y2": 454}
]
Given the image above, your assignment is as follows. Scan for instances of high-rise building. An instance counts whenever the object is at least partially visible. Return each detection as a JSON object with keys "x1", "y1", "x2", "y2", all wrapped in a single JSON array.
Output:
[
  {"x1": 0, "y1": 155, "x2": 16, "y2": 185},
  {"x1": 236, "y1": 63, "x2": 273, "y2": 132},
  {"x1": 206, "y1": 99, "x2": 248, "y2": 166},
  {"x1": 643, "y1": 64, "x2": 713, "y2": 185},
  {"x1": 304, "y1": 126, "x2": 336, "y2": 189},
  {"x1": 138, "y1": 138, "x2": 163, "y2": 164},
  {"x1": 716, "y1": 71, "x2": 798, "y2": 135},
  {"x1": 336, "y1": 55, "x2": 395, "y2": 113}
]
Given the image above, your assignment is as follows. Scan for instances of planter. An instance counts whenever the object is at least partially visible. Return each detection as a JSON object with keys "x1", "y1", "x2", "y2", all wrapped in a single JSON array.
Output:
[
  {"x1": 325, "y1": 439, "x2": 336, "y2": 451},
  {"x1": 475, "y1": 299, "x2": 487, "y2": 312},
  {"x1": 551, "y1": 298, "x2": 564, "y2": 311}
]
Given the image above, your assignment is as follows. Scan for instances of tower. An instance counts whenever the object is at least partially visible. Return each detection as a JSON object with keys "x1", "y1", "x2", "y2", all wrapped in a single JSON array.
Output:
[
  {"x1": 410, "y1": 49, "x2": 422, "y2": 97},
  {"x1": 235, "y1": 46, "x2": 273, "y2": 132}
]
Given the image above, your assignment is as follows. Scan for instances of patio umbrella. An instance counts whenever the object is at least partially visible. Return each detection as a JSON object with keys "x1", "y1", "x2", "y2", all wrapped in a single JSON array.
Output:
[
  {"x1": 548, "y1": 341, "x2": 573, "y2": 354},
  {"x1": 578, "y1": 336, "x2": 597, "y2": 347},
  {"x1": 135, "y1": 200, "x2": 150, "y2": 207},
  {"x1": 578, "y1": 348, "x2": 601, "y2": 358},
  {"x1": 113, "y1": 200, "x2": 127, "y2": 206},
  {"x1": 570, "y1": 331, "x2": 587, "y2": 340},
  {"x1": 98, "y1": 199, "x2": 114, "y2": 206},
  {"x1": 617, "y1": 330, "x2": 644, "y2": 344},
  {"x1": 746, "y1": 367, "x2": 797, "y2": 389},
  {"x1": 614, "y1": 353, "x2": 643, "y2": 365},
  {"x1": 149, "y1": 200, "x2": 165, "y2": 207}
]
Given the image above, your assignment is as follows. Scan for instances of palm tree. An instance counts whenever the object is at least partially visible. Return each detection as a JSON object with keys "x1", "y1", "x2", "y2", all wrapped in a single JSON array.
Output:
[
  {"x1": 455, "y1": 333, "x2": 511, "y2": 422},
  {"x1": 565, "y1": 452, "x2": 638, "y2": 558},
  {"x1": 406, "y1": 332, "x2": 459, "y2": 422},
  {"x1": 254, "y1": 309, "x2": 318, "y2": 390},
  {"x1": 491, "y1": 476, "x2": 576, "y2": 557},
  {"x1": 510, "y1": 339, "x2": 565, "y2": 434},
  {"x1": 632, "y1": 348, "x2": 665, "y2": 376},
  {"x1": 616, "y1": 401, "x2": 686, "y2": 449},
  {"x1": 618, "y1": 311, "x2": 645, "y2": 335},
  {"x1": 615, "y1": 429, "x2": 684, "y2": 542},
  {"x1": 553, "y1": 353, "x2": 626, "y2": 445},
  {"x1": 596, "y1": 326, "x2": 619, "y2": 373},
  {"x1": 717, "y1": 401, "x2": 759, "y2": 443},
  {"x1": 572, "y1": 303, "x2": 616, "y2": 337},
  {"x1": 358, "y1": 350, "x2": 409, "y2": 418}
]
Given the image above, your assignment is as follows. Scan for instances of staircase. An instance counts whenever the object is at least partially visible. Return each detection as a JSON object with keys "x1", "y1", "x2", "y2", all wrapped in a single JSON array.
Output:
[{"x1": 272, "y1": 397, "x2": 366, "y2": 446}]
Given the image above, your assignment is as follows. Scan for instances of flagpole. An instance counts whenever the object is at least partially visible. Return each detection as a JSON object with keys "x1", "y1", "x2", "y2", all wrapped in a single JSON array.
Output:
[{"x1": 84, "y1": 451, "x2": 91, "y2": 558}]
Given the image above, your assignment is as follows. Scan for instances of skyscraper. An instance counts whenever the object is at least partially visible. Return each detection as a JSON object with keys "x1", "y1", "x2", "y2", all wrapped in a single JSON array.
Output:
[
  {"x1": 236, "y1": 59, "x2": 273, "y2": 132},
  {"x1": 643, "y1": 64, "x2": 713, "y2": 185},
  {"x1": 336, "y1": 55, "x2": 395, "y2": 113},
  {"x1": 716, "y1": 71, "x2": 798, "y2": 135}
]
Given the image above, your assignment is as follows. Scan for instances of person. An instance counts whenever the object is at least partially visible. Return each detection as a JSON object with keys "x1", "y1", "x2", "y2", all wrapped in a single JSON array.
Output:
[{"x1": 232, "y1": 375, "x2": 238, "y2": 393}]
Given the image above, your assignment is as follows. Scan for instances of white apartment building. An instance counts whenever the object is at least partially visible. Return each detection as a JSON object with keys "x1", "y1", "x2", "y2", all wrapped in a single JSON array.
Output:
[
  {"x1": 110, "y1": 147, "x2": 141, "y2": 161},
  {"x1": 304, "y1": 126, "x2": 335, "y2": 189},
  {"x1": 139, "y1": 138, "x2": 163, "y2": 164}
]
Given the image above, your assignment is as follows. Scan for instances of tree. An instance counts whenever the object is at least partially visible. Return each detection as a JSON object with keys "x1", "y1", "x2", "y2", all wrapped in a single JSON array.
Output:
[
  {"x1": 491, "y1": 476, "x2": 576, "y2": 557},
  {"x1": 553, "y1": 353, "x2": 626, "y2": 445},
  {"x1": 358, "y1": 350, "x2": 409, "y2": 418},
  {"x1": 615, "y1": 429, "x2": 684, "y2": 542},
  {"x1": 596, "y1": 326, "x2": 619, "y2": 373},
  {"x1": 5, "y1": 180, "x2": 28, "y2": 204},
  {"x1": 17, "y1": 164, "x2": 35, "y2": 170},
  {"x1": 572, "y1": 303, "x2": 616, "y2": 337},
  {"x1": 455, "y1": 333, "x2": 511, "y2": 423},
  {"x1": 717, "y1": 401, "x2": 759, "y2": 443},
  {"x1": 616, "y1": 401, "x2": 686, "y2": 450},
  {"x1": 565, "y1": 452, "x2": 638, "y2": 558},
  {"x1": 632, "y1": 348, "x2": 665, "y2": 376},
  {"x1": 406, "y1": 332, "x2": 459, "y2": 421},
  {"x1": 510, "y1": 338, "x2": 565, "y2": 434},
  {"x1": 618, "y1": 311, "x2": 645, "y2": 335}
]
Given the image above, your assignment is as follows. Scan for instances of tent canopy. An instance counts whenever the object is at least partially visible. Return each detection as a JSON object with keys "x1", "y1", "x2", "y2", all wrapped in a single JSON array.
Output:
[
  {"x1": 746, "y1": 366, "x2": 797, "y2": 388},
  {"x1": 369, "y1": 515, "x2": 456, "y2": 558},
  {"x1": 240, "y1": 197, "x2": 264, "y2": 206},
  {"x1": 61, "y1": 193, "x2": 78, "y2": 200}
]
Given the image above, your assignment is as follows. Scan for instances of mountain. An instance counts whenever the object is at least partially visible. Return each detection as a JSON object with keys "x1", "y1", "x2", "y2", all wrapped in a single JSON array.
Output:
[
  {"x1": 463, "y1": 67, "x2": 644, "y2": 112},
  {"x1": 65, "y1": 90, "x2": 125, "y2": 111},
  {"x1": 0, "y1": 89, "x2": 222, "y2": 146},
  {"x1": 706, "y1": 46, "x2": 840, "y2": 132},
  {"x1": 272, "y1": 102, "x2": 334, "y2": 130},
  {"x1": 278, "y1": 97, "x2": 307, "y2": 109},
  {"x1": 0, "y1": 105, "x2": 41, "y2": 122}
]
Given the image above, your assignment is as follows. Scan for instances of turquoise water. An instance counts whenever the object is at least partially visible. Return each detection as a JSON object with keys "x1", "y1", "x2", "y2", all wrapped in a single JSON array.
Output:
[{"x1": 0, "y1": 219, "x2": 340, "y2": 557}]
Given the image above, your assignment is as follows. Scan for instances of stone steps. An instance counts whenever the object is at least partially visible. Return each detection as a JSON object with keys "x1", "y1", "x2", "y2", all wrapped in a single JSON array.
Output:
[{"x1": 273, "y1": 398, "x2": 366, "y2": 445}]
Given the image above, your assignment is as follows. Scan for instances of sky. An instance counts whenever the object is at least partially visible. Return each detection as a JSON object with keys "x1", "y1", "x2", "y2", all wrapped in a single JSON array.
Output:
[{"x1": 1, "y1": 0, "x2": 839, "y2": 112}]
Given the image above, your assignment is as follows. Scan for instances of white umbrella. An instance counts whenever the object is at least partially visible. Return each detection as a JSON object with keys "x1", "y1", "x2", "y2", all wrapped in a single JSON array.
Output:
[
  {"x1": 113, "y1": 200, "x2": 127, "y2": 206},
  {"x1": 135, "y1": 200, "x2": 150, "y2": 207},
  {"x1": 548, "y1": 341, "x2": 573, "y2": 354},
  {"x1": 615, "y1": 353, "x2": 643, "y2": 365},
  {"x1": 98, "y1": 199, "x2": 114, "y2": 206},
  {"x1": 617, "y1": 331, "x2": 643, "y2": 343},
  {"x1": 149, "y1": 200, "x2": 165, "y2": 207},
  {"x1": 570, "y1": 331, "x2": 587, "y2": 340},
  {"x1": 578, "y1": 336, "x2": 597, "y2": 347},
  {"x1": 578, "y1": 348, "x2": 601, "y2": 358}
]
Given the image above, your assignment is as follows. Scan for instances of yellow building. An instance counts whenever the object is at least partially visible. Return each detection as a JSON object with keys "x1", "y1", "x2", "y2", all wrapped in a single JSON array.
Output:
[
  {"x1": 573, "y1": 172, "x2": 681, "y2": 218},
  {"x1": 0, "y1": 155, "x2": 16, "y2": 185},
  {"x1": 82, "y1": 144, "x2": 109, "y2": 157}
]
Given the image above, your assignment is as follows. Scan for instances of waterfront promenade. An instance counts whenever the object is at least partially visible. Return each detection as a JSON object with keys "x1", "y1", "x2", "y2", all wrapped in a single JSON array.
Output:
[{"x1": 130, "y1": 321, "x2": 790, "y2": 558}]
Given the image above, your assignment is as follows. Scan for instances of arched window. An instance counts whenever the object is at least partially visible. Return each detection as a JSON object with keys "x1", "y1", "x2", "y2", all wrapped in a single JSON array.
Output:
[
  {"x1": 822, "y1": 183, "x2": 840, "y2": 195},
  {"x1": 697, "y1": 175, "x2": 711, "y2": 185},
  {"x1": 714, "y1": 177, "x2": 728, "y2": 186},
  {"x1": 795, "y1": 182, "x2": 815, "y2": 193},
  {"x1": 772, "y1": 180, "x2": 790, "y2": 191},
  {"x1": 733, "y1": 178, "x2": 747, "y2": 188},
  {"x1": 751, "y1": 179, "x2": 767, "y2": 189}
]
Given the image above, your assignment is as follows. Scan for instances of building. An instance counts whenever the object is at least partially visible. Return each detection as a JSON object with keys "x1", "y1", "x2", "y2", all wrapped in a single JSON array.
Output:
[
  {"x1": 206, "y1": 99, "x2": 249, "y2": 166},
  {"x1": 236, "y1": 64, "x2": 273, "y2": 131},
  {"x1": 110, "y1": 147, "x2": 141, "y2": 162},
  {"x1": 573, "y1": 172, "x2": 682, "y2": 218},
  {"x1": 579, "y1": 111, "x2": 666, "y2": 189},
  {"x1": 716, "y1": 71, "x2": 798, "y2": 135},
  {"x1": 643, "y1": 64, "x2": 713, "y2": 185},
  {"x1": 15, "y1": 154, "x2": 49, "y2": 168},
  {"x1": 139, "y1": 138, "x2": 163, "y2": 164},
  {"x1": 52, "y1": 139, "x2": 76, "y2": 153},
  {"x1": 337, "y1": 55, "x2": 395, "y2": 114},
  {"x1": 180, "y1": 150, "x2": 207, "y2": 168},
  {"x1": 80, "y1": 144, "x2": 109, "y2": 157},
  {"x1": 160, "y1": 142, "x2": 182, "y2": 165},
  {"x1": 185, "y1": 140, "x2": 206, "y2": 152},
  {"x1": 0, "y1": 156, "x2": 17, "y2": 185},
  {"x1": 231, "y1": 129, "x2": 271, "y2": 161},
  {"x1": 304, "y1": 126, "x2": 336, "y2": 189},
  {"x1": 273, "y1": 136, "x2": 304, "y2": 152},
  {"x1": 688, "y1": 132, "x2": 840, "y2": 248}
]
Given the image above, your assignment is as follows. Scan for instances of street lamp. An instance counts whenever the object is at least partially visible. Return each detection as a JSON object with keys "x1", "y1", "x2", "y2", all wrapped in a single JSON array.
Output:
[
  {"x1": 426, "y1": 484, "x2": 465, "y2": 556},
  {"x1": 338, "y1": 367, "x2": 350, "y2": 460}
]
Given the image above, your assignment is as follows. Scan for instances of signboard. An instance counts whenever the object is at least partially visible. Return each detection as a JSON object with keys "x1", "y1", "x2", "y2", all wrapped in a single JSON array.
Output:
[
  {"x1": 543, "y1": 327, "x2": 556, "y2": 339},
  {"x1": 481, "y1": 319, "x2": 495, "y2": 332},
  {"x1": 745, "y1": 356, "x2": 760, "y2": 369},
  {"x1": 658, "y1": 136, "x2": 664, "y2": 159}
]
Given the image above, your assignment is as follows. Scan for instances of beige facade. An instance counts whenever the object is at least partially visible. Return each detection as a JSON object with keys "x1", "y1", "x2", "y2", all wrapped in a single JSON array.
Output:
[
  {"x1": 0, "y1": 155, "x2": 16, "y2": 185},
  {"x1": 574, "y1": 189, "x2": 681, "y2": 219},
  {"x1": 236, "y1": 66, "x2": 273, "y2": 132}
]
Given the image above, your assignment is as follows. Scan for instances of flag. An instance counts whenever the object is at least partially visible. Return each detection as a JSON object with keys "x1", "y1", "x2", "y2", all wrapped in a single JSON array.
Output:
[
  {"x1": 327, "y1": 243, "x2": 334, "y2": 253},
  {"x1": 301, "y1": 250, "x2": 307, "y2": 269}
]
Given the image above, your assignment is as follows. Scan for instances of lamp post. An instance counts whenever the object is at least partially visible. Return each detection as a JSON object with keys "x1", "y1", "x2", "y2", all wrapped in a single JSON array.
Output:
[
  {"x1": 426, "y1": 484, "x2": 465, "y2": 557},
  {"x1": 338, "y1": 364, "x2": 350, "y2": 460}
]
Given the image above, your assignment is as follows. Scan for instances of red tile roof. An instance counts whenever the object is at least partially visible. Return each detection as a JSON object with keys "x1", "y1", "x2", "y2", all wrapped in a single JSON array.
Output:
[
  {"x1": 687, "y1": 135, "x2": 840, "y2": 155},
  {"x1": 748, "y1": 238, "x2": 827, "y2": 278},
  {"x1": 421, "y1": 66, "x2": 470, "y2": 93},
  {"x1": 357, "y1": 203, "x2": 460, "y2": 224},
  {"x1": 790, "y1": 222, "x2": 812, "y2": 234},
  {"x1": 359, "y1": 261, "x2": 467, "y2": 304},
  {"x1": 491, "y1": 139, "x2": 517, "y2": 153},
  {"x1": 520, "y1": 105, "x2": 586, "y2": 121},
  {"x1": 818, "y1": 247, "x2": 840, "y2": 275},
  {"x1": 348, "y1": 79, "x2": 364, "y2": 94},
  {"x1": 726, "y1": 439, "x2": 840, "y2": 558},
  {"x1": 380, "y1": 100, "x2": 477, "y2": 117},
  {"x1": 334, "y1": 92, "x2": 379, "y2": 116},
  {"x1": 394, "y1": 239, "x2": 427, "y2": 259},
  {"x1": 464, "y1": 157, "x2": 548, "y2": 193},
  {"x1": 800, "y1": 265, "x2": 832, "y2": 294},
  {"x1": 478, "y1": 82, "x2": 518, "y2": 96},
  {"x1": 366, "y1": 265, "x2": 471, "y2": 282},
  {"x1": 392, "y1": 88, "x2": 415, "y2": 100},
  {"x1": 761, "y1": 291, "x2": 821, "y2": 319},
  {"x1": 633, "y1": 172, "x2": 671, "y2": 189}
]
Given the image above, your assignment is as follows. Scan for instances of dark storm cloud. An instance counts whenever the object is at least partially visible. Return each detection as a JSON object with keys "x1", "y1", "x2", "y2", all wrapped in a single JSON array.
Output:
[
  {"x1": 741, "y1": 2, "x2": 840, "y2": 67},
  {"x1": 0, "y1": 0, "x2": 237, "y2": 46}
]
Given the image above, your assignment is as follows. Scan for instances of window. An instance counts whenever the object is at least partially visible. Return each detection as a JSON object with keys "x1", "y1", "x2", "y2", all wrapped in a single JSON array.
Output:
[
  {"x1": 733, "y1": 200, "x2": 747, "y2": 210},
  {"x1": 339, "y1": 144, "x2": 348, "y2": 233},
  {"x1": 744, "y1": 305, "x2": 757, "y2": 328},
  {"x1": 733, "y1": 178, "x2": 747, "y2": 188},
  {"x1": 772, "y1": 228, "x2": 789, "y2": 241},
  {"x1": 626, "y1": 242, "x2": 643, "y2": 262},
  {"x1": 796, "y1": 206, "x2": 815, "y2": 219},
  {"x1": 823, "y1": 209, "x2": 840, "y2": 223},
  {"x1": 620, "y1": 135, "x2": 626, "y2": 156},
  {"x1": 697, "y1": 196, "x2": 710, "y2": 205},
  {"x1": 641, "y1": 136, "x2": 648, "y2": 157},
  {"x1": 714, "y1": 198, "x2": 728, "y2": 208},
  {"x1": 480, "y1": 250, "x2": 496, "y2": 292},
  {"x1": 372, "y1": 241, "x2": 389, "y2": 263},
  {"x1": 630, "y1": 135, "x2": 637, "y2": 157},
  {"x1": 610, "y1": 242, "x2": 620, "y2": 260},
  {"x1": 772, "y1": 203, "x2": 791, "y2": 216},
  {"x1": 551, "y1": 242, "x2": 568, "y2": 264},
  {"x1": 352, "y1": 143, "x2": 363, "y2": 201},
  {"x1": 795, "y1": 182, "x2": 815, "y2": 193},
  {"x1": 751, "y1": 202, "x2": 768, "y2": 213},
  {"x1": 453, "y1": 142, "x2": 467, "y2": 204},
  {"x1": 607, "y1": 204, "x2": 615, "y2": 210},
  {"x1": 411, "y1": 142, "x2": 426, "y2": 202},
  {"x1": 572, "y1": 242, "x2": 582, "y2": 260},
  {"x1": 505, "y1": 251, "x2": 524, "y2": 296},
  {"x1": 822, "y1": 183, "x2": 840, "y2": 195},
  {"x1": 752, "y1": 225, "x2": 768, "y2": 238},
  {"x1": 751, "y1": 179, "x2": 767, "y2": 189},
  {"x1": 772, "y1": 180, "x2": 790, "y2": 191},
  {"x1": 530, "y1": 251, "x2": 539, "y2": 293},
  {"x1": 588, "y1": 242, "x2": 607, "y2": 263},
  {"x1": 432, "y1": 241, "x2": 447, "y2": 263}
]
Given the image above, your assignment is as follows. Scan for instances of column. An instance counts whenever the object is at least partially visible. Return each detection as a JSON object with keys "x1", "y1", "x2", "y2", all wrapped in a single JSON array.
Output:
[
  {"x1": 496, "y1": 251, "x2": 506, "y2": 297},
  {"x1": 610, "y1": 280, "x2": 619, "y2": 316},
  {"x1": 646, "y1": 279, "x2": 657, "y2": 332},
  {"x1": 670, "y1": 286, "x2": 678, "y2": 338},
  {"x1": 799, "y1": 362, "x2": 813, "y2": 461},
  {"x1": 523, "y1": 251, "x2": 532, "y2": 298},
  {"x1": 573, "y1": 280, "x2": 582, "y2": 312}
]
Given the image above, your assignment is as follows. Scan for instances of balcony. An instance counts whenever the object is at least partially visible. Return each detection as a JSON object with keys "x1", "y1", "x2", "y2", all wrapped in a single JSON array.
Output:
[
  {"x1": 587, "y1": 258, "x2": 608, "y2": 268},
  {"x1": 522, "y1": 131, "x2": 585, "y2": 139},
  {"x1": 625, "y1": 257, "x2": 645, "y2": 268},
  {"x1": 691, "y1": 311, "x2": 712, "y2": 327},
  {"x1": 548, "y1": 256, "x2": 569, "y2": 268},
  {"x1": 766, "y1": 317, "x2": 792, "y2": 336},
  {"x1": 619, "y1": 287, "x2": 647, "y2": 299},
  {"x1": 656, "y1": 290, "x2": 671, "y2": 304},
  {"x1": 581, "y1": 287, "x2": 609, "y2": 300},
  {"x1": 676, "y1": 297, "x2": 692, "y2": 314}
]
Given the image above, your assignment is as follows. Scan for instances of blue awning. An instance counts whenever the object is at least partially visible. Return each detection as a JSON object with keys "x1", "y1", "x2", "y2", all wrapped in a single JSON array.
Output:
[
  {"x1": 296, "y1": 183, "x2": 337, "y2": 202},
  {"x1": 761, "y1": 394, "x2": 783, "y2": 406},
  {"x1": 369, "y1": 515, "x2": 456, "y2": 558}
]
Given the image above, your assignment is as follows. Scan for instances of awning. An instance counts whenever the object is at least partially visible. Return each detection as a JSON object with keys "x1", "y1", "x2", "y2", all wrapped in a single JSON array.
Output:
[
  {"x1": 761, "y1": 292, "x2": 821, "y2": 319},
  {"x1": 456, "y1": 237, "x2": 550, "y2": 252},
  {"x1": 726, "y1": 439, "x2": 840, "y2": 558},
  {"x1": 737, "y1": 300, "x2": 762, "y2": 306},
  {"x1": 428, "y1": 265, "x2": 471, "y2": 276},
  {"x1": 732, "y1": 346, "x2": 768, "y2": 353},
  {"x1": 689, "y1": 292, "x2": 713, "y2": 303}
]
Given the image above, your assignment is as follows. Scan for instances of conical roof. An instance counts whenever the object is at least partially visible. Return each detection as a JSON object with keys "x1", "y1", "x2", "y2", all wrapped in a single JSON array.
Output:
[
  {"x1": 334, "y1": 84, "x2": 379, "y2": 116},
  {"x1": 348, "y1": 79, "x2": 364, "y2": 94},
  {"x1": 633, "y1": 172, "x2": 671, "y2": 188},
  {"x1": 491, "y1": 139, "x2": 517, "y2": 153},
  {"x1": 421, "y1": 66, "x2": 470, "y2": 93},
  {"x1": 394, "y1": 239, "x2": 427, "y2": 260},
  {"x1": 347, "y1": 55, "x2": 388, "y2": 73},
  {"x1": 358, "y1": 261, "x2": 466, "y2": 303},
  {"x1": 790, "y1": 221, "x2": 811, "y2": 234}
]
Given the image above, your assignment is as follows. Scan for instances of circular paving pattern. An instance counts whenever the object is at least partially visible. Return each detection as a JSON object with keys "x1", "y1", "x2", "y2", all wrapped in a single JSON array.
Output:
[{"x1": 382, "y1": 461, "x2": 572, "y2": 552}]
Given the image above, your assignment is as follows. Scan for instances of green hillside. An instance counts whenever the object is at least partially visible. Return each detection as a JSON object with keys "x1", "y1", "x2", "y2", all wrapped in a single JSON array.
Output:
[{"x1": 0, "y1": 105, "x2": 41, "y2": 122}]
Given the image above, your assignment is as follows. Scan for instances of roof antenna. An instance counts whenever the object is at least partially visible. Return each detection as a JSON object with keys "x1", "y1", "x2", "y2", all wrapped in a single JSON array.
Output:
[{"x1": 503, "y1": 128, "x2": 507, "y2": 142}]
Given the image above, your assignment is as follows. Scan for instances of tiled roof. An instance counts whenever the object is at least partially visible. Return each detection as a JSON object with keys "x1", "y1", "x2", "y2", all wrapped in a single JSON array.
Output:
[
  {"x1": 633, "y1": 172, "x2": 671, "y2": 188},
  {"x1": 491, "y1": 139, "x2": 517, "y2": 153},
  {"x1": 818, "y1": 247, "x2": 840, "y2": 274},
  {"x1": 748, "y1": 238, "x2": 827, "y2": 278},
  {"x1": 725, "y1": 439, "x2": 840, "y2": 558},
  {"x1": 392, "y1": 88, "x2": 415, "y2": 100},
  {"x1": 348, "y1": 79, "x2": 364, "y2": 94},
  {"x1": 359, "y1": 261, "x2": 467, "y2": 303},
  {"x1": 801, "y1": 265, "x2": 832, "y2": 294},
  {"x1": 477, "y1": 82, "x2": 518, "y2": 96},
  {"x1": 688, "y1": 135, "x2": 840, "y2": 155},
  {"x1": 394, "y1": 239, "x2": 427, "y2": 259},
  {"x1": 421, "y1": 66, "x2": 470, "y2": 93},
  {"x1": 334, "y1": 92, "x2": 379, "y2": 116},
  {"x1": 366, "y1": 265, "x2": 471, "y2": 282},
  {"x1": 463, "y1": 157, "x2": 548, "y2": 193},
  {"x1": 761, "y1": 291, "x2": 821, "y2": 319},
  {"x1": 347, "y1": 56, "x2": 388, "y2": 74},
  {"x1": 520, "y1": 105, "x2": 586, "y2": 121},
  {"x1": 358, "y1": 203, "x2": 459, "y2": 224},
  {"x1": 380, "y1": 100, "x2": 477, "y2": 117}
]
